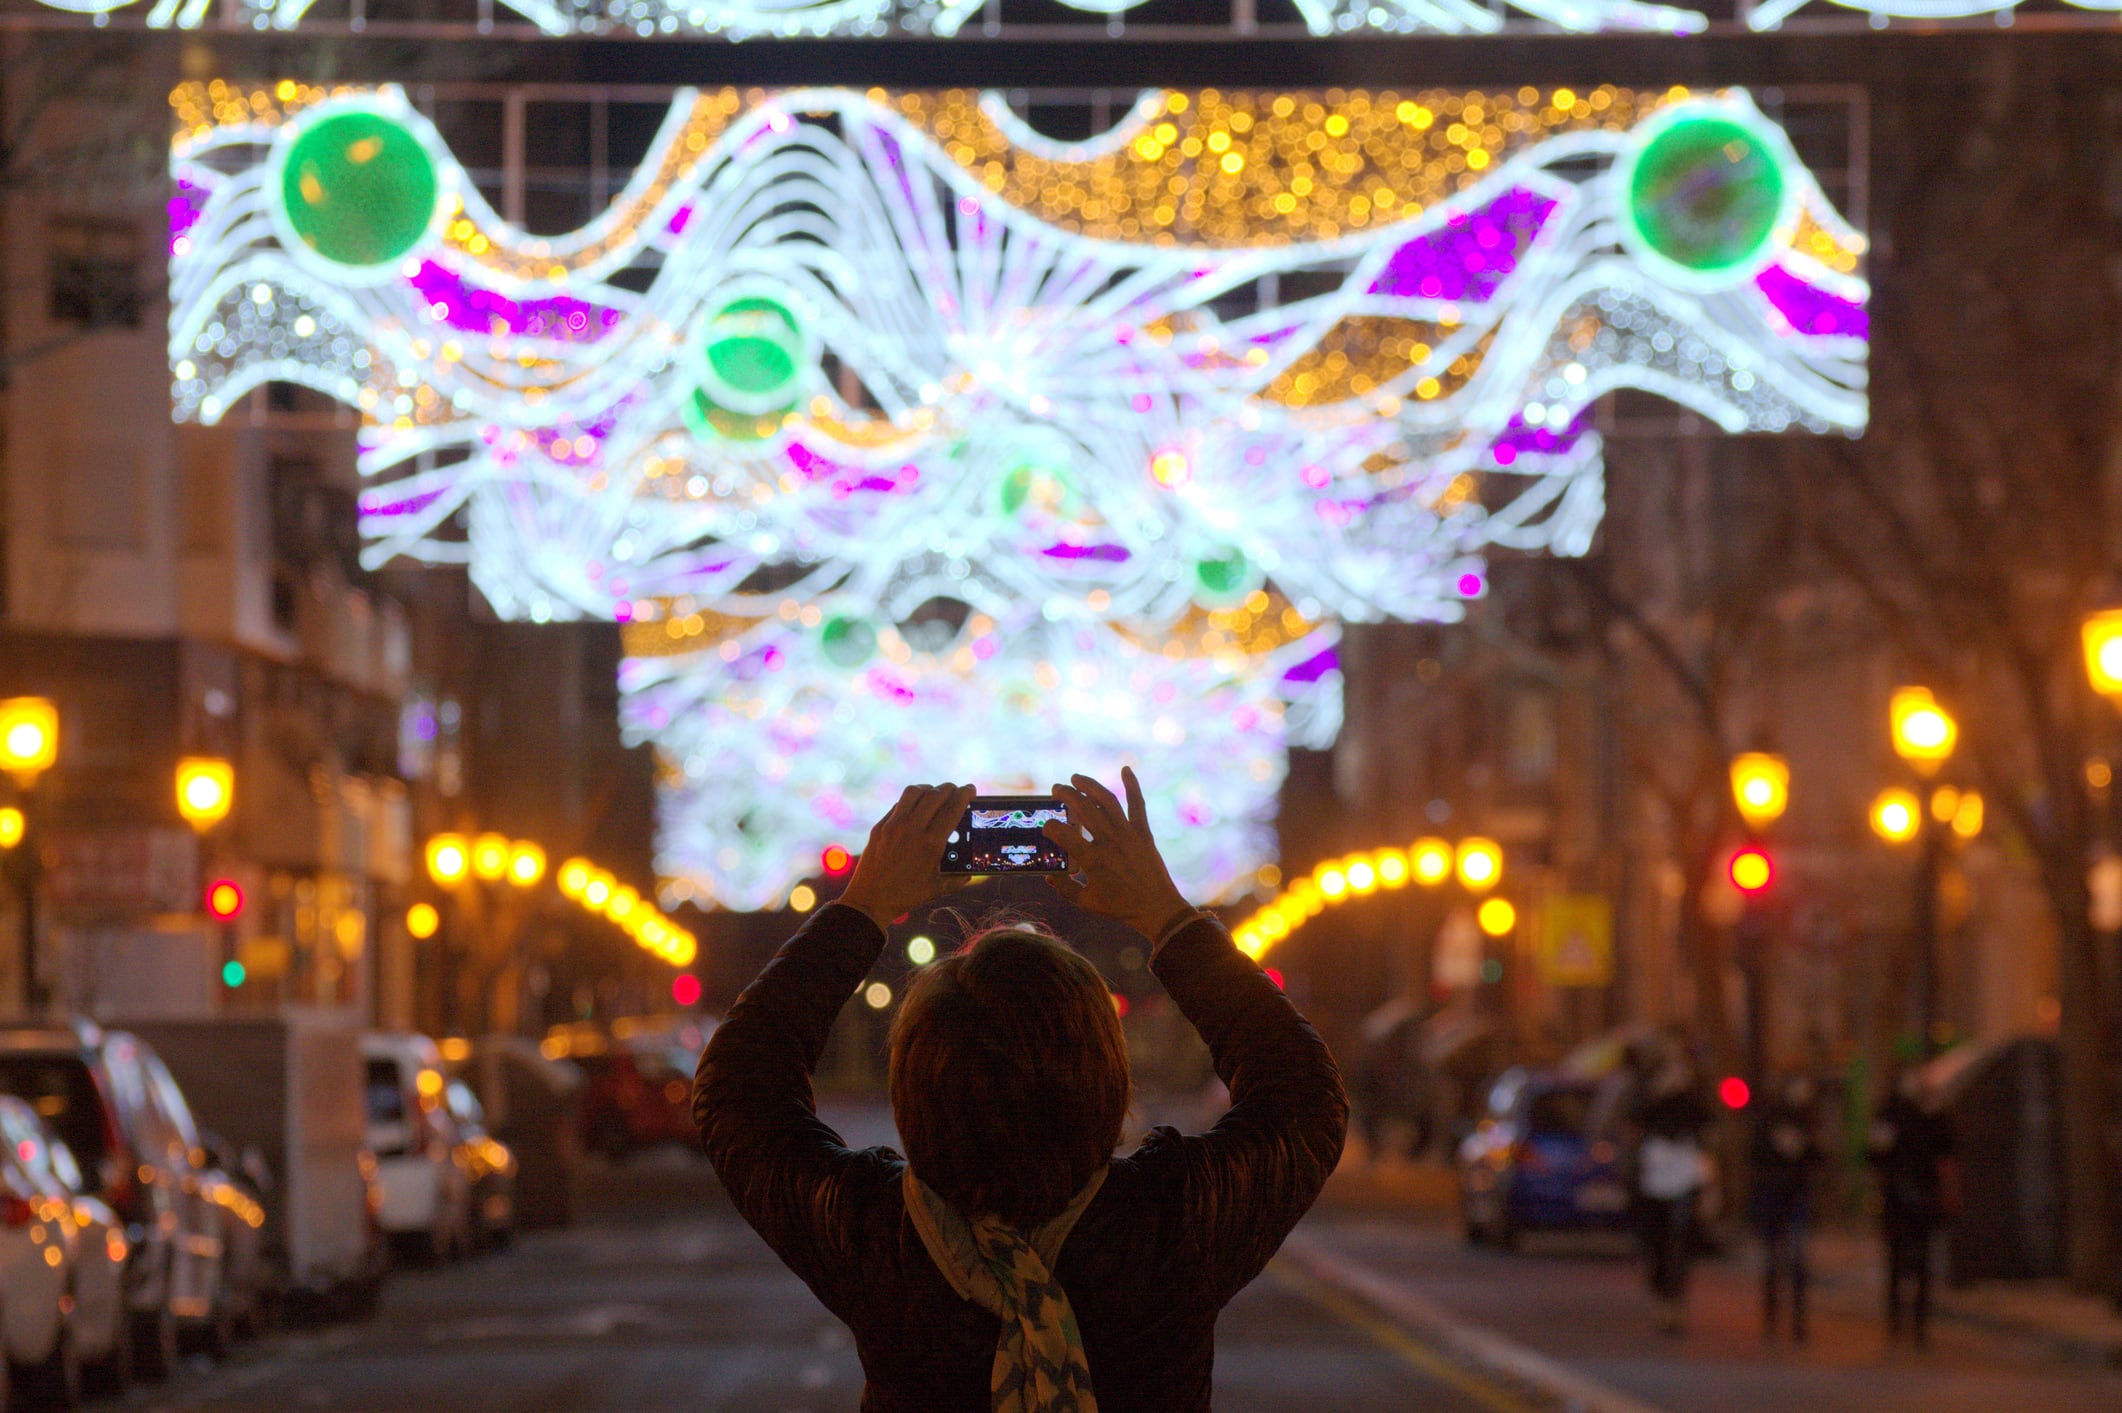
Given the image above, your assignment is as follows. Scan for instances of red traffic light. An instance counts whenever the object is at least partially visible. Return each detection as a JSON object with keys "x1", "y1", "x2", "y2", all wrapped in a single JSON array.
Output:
[
  {"x1": 821, "y1": 845, "x2": 853, "y2": 877},
  {"x1": 1720, "y1": 1075, "x2": 1752, "y2": 1110},
  {"x1": 1728, "y1": 846, "x2": 1774, "y2": 896},
  {"x1": 671, "y1": 973, "x2": 702, "y2": 1008},
  {"x1": 204, "y1": 879, "x2": 244, "y2": 920}
]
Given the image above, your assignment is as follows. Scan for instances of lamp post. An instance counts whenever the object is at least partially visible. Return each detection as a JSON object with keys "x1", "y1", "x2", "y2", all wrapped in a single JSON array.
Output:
[
  {"x1": 0, "y1": 699, "x2": 58, "y2": 1013},
  {"x1": 1877, "y1": 688, "x2": 1976, "y2": 1058},
  {"x1": 176, "y1": 757, "x2": 237, "y2": 998},
  {"x1": 1729, "y1": 752, "x2": 1789, "y2": 1094},
  {"x1": 2080, "y1": 607, "x2": 2122, "y2": 1308}
]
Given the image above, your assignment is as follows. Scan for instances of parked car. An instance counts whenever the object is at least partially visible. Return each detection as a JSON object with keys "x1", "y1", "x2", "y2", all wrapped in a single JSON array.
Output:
[
  {"x1": 361, "y1": 1034, "x2": 473, "y2": 1261},
  {"x1": 0, "y1": 1021, "x2": 228, "y2": 1381},
  {"x1": 543, "y1": 1024, "x2": 698, "y2": 1161},
  {"x1": 0, "y1": 1094, "x2": 132, "y2": 1404},
  {"x1": 1459, "y1": 1068, "x2": 1632, "y2": 1248},
  {"x1": 444, "y1": 1081, "x2": 517, "y2": 1248},
  {"x1": 199, "y1": 1133, "x2": 270, "y2": 1344},
  {"x1": 446, "y1": 1036, "x2": 581, "y2": 1230}
]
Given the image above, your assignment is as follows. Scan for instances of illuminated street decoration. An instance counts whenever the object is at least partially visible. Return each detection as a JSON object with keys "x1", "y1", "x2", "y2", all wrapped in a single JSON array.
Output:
[
  {"x1": 64, "y1": 0, "x2": 1709, "y2": 36},
  {"x1": 38, "y1": 0, "x2": 2118, "y2": 33},
  {"x1": 170, "y1": 82, "x2": 1867, "y2": 908}
]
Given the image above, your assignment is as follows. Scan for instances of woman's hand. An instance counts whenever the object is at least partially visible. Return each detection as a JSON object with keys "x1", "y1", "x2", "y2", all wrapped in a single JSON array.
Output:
[
  {"x1": 837, "y1": 783, "x2": 976, "y2": 932},
  {"x1": 1042, "y1": 767, "x2": 1196, "y2": 945}
]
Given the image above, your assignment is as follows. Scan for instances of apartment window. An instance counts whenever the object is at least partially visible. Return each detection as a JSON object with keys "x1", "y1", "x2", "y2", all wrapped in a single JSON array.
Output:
[{"x1": 47, "y1": 216, "x2": 141, "y2": 328}]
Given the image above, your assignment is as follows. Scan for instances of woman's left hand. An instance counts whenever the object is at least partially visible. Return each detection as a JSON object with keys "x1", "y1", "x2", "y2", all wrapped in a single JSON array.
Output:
[{"x1": 837, "y1": 783, "x2": 977, "y2": 931}]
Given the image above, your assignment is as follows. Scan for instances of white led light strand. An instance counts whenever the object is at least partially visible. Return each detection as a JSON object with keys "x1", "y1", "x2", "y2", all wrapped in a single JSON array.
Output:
[{"x1": 171, "y1": 83, "x2": 1866, "y2": 908}]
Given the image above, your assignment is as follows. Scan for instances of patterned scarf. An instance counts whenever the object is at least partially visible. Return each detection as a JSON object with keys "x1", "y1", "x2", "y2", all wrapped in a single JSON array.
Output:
[{"x1": 904, "y1": 1165, "x2": 1108, "y2": 1413}]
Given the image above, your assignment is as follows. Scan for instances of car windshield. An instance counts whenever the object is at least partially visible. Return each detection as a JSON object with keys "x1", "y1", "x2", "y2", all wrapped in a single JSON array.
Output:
[
  {"x1": 1525, "y1": 1087, "x2": 1596, "y2": 1137},
  {"x1": 0, "y1": 1055, "x2": 108, "y2": 1174},
  {"x1": 366, "y1": 1058, "x2": 407, "y2": 1124}
]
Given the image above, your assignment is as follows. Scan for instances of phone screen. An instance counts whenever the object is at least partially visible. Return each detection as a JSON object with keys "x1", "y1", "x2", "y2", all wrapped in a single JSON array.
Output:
[{"x1": 940, "y1": 796, "x2": 1072, "y2": 874}]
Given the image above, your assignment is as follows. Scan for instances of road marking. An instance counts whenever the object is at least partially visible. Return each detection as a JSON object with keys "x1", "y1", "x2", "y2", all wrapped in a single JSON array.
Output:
[
  {"x1": 1268, "y1": 1259, "x2": 1544, "y2": 1413},
  {"x1": 1280, "y1": 1235, "x2": 1672, "y2": 1413}
]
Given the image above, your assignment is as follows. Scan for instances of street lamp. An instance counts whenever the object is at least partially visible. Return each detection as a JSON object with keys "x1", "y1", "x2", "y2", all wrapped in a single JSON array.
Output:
[
  {"x1": 426, "y1": 833, "x2": 471, "y2": 887},
  {"x1": 0, "y1": 699, "x2": 57, "y2": 784},
  {"x1": 0, "y1": 810, "x2": 21, "y2": 851},
  {"x1": 470, "y1": 833, "x2": 511, "y2": 884},
  {"x1": 1890, "y1": 686, "x2": 1957, "y2": 776},
  {"x1": 1409, "y1": 838, "x2": 1454, "y2": 886},
  {"x1": 174, "y1": 757, "x2": 235, "y2": 831},
  {"x1": 1454, "y1": 837, "x2": 1503, "y2": 892},
  {"x1": 506, "y1": 841, "x2": 546, "y2": 888},
  {"x1": 1730, "y1": 752, "x2": 1790, "y2": 829},
  {"x1": 1878, "y1": 689, "x2": 1970, "y2": 1056}
]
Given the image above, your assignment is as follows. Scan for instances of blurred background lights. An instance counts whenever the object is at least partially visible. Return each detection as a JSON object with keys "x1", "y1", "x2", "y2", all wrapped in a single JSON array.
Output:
[
  {"x1": 1476, "y1": 897, "x2": 1517, "y2": 936},
  {"x1": 788, "y1": 884, "x2": 817, "y2": 912},
  {"x1": 0, "y1": 697, "x2": 58, "y2": 779},
  {"x1": 471, "y1": 832, "x2": 512, "y2": 882},
  {"x1": 0, "y1": 808, "x2": 22, "y2": 850},
  {"x1": 405, "y1": 902, "x2": 440, "y2": 939},
  {"x1": 672, "y1": 973, "x2": 704, "y2": 1007},
  {"x1": 906, "y1": 936, "x2": 936, "y2": 965},
  {"x1": 507, "y1": 840, "x2": 547, "y2": 887},
  {"x1": 1455, "y1": 838, "x2": 1503, "y2": 891},
  {"x1": 175, "y1": 756, "x2": 234, "y2": 829},
  {"x1": 863, "y1": 981, "x2": 893, "y2": 1009},
  {"x1": 205, "y1": 879, "x2": 244, "y2": 920},
  {"x1": 1871, "y1": 787, "x2": 1921, "y2": 845}
]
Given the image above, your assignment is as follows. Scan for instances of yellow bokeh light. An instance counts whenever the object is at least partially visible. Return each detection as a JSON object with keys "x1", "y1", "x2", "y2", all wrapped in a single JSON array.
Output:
[
  {"x1": 582, "y1": 874, "x2": 612, "y2": 908},
  {"x1": 1871, "y1": 788, "x2": 1921, "y2": 845},
  {"x1": 0, "y1": 808, "x2": 21, "y2": 850},
  {"x1": 907, "y1": 935, "x2": 936, "y2": 965},
  {"x1": 1952, "y1": 791, "x2": 1984, "y2": 840},
  {"x1": 1375, "y1": 849, "x2": 1409, "y2": 888},
  {"x1": 1476, "y1": 897, "x2": 1517, "y2": 937},
  {"x1": 1316, "y1": 865, "x2": 1348, "y2": 899},
  {"x1": 1729, "y1": 752, "x2": 1789, "y2": 828},
  {"x1": 2084, "y1": 608, "x2": 2122, "y2": 697},
  {"x1": 1455, "y1": 838, "x2": 1502, "y2": 891},
  {"x1": 863, "y1": 981, "x2": 893, "y2": 1010},
  {"x1": 1346, "y1": 860, "x2": 1377, "y2": 894},
  {"x1": 0, "y1": 698, "x2": 58, "y2": 779},
  {"x1": 471, "y1": 833, "x2": 511, "y2": 882},
  {"x1": 405, "y1": 902, "x2": 440, "y2": 939},
  {"x1": 174, "y1": 757, "x2": 234, "y2": 830},
  {"x1": 558, "y1": 858, "x2": 592, "y2": 897},
  {"x1": 1889, "y1": 687, "x2": 1957, "y2": 773},
  {"x1": 507, "y1": 840, "x2": 547, "y2": 887},
  {"x1": 1410, "y1": 838, "x2": 1454, "y2": 886},
  {"x1": 789, "y1": 884, "x2": 817, "y2": 912},
  {"x1": 426, "y1": 833, "x2": 470, "y2": 886}
]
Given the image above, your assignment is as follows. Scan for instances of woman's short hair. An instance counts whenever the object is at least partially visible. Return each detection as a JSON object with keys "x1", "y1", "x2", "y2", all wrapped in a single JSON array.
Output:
[{"x1": 889, "y1": 921, "x2": 1131, "y2": 1228}]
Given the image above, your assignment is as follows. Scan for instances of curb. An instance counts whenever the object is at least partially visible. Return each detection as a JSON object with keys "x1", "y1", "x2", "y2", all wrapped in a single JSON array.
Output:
[{"x1": 1279, "y1": 1235, "x2": 1672, "y2": 1413}]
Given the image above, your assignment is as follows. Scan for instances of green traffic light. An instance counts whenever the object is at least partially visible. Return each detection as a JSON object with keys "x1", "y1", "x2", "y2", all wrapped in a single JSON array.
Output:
[{"x1": 221, "y1": 960, "x2": 247, "y2": 988}]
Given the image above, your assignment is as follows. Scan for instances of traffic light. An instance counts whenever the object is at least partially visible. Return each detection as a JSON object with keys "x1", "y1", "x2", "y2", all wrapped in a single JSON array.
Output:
[
  {"x1": 821, "y1": 845, "x2": 853, "y2": 876},
  {"x1": 204, "y1": 879, "x2": 244, "y2": 920},
  {"x1": 1728, "y1": 846, "x2": 1774, "y2": 897}
]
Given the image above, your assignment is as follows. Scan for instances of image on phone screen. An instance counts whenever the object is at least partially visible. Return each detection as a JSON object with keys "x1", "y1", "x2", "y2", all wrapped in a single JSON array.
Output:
[{"x1": 940, "y1": 796, "x2": 1072, "y2": 874}]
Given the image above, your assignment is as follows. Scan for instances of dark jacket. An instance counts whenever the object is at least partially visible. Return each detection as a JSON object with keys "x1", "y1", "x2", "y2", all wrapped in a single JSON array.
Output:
[
  {"x1": 694, "y1": 903, "x2": 1348, "y2": 1413},
  {"x1": 1747, "y1": 1097, "x2": 1819, "y2": 1226},
  {"x1": 1869, "y1": 1092, "x2": 1953, "y2": 1228}
]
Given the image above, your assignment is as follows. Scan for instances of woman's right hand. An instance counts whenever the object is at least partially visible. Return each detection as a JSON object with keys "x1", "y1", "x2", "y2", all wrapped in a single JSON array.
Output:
[{"x1": 1043, "y1": 767, "x2": 1196, "y2": 946}]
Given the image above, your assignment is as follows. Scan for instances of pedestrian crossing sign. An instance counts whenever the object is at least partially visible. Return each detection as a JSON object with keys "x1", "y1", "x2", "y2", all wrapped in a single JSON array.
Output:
[{"x1": 1536, "y1": 894, "x2": 1613, "y2": 987}]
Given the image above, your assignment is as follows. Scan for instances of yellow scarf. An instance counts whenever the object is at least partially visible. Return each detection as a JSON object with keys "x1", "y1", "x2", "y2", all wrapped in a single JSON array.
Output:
[{"x1": 904, "y1": 1165, "x2": 1107, "y2": 1413}]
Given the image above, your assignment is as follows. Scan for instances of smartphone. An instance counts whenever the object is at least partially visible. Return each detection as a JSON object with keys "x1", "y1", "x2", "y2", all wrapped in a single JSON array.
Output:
[{"x1": 940, "y1": 795, "x2": 1072, "y2": 874}]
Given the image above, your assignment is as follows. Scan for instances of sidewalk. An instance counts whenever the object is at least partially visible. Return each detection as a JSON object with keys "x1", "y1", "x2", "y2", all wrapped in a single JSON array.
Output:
[
  {"x1": 1320, "y1": 1148, "x2": 2122, "y2": 1371},
  {"x1": 1800, "y1": 1228, "x2": 2122, "y2": 1370}
]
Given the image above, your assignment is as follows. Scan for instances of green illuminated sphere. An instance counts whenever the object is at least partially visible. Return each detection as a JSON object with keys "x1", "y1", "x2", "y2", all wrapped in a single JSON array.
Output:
[
  {"x1": 1194, "y1": 547, "x2": 1258, "y2": 605},
  {"x1": 820, "y1": 615, "x2": 877, "y2": 669},
  {"x1": 1622, "y1": 110, "x2": 1789, "y2": 285},
  {"x1": 280, "y1": 110, "x2": 440, "y2": 270},
  {"x1": 699, "y1": 298, "x2": 805, "y2": 415}
]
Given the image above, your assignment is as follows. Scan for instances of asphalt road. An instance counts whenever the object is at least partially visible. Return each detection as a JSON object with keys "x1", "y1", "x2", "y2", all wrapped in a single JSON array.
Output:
[
  {"x1": 119, "y1": 1146, "x2": 2122, "y2": 1413},
  {"x1": 127, "y1": 1153, "x2": 1525, "y2": 1413}
]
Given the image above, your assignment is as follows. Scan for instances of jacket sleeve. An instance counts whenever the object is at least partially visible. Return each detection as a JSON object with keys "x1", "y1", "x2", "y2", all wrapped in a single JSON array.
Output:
[
  {"x1": 693, "y1": 902, "x2": 891, "y2": 1315},
  {"x1": 1145, "y1": 915, "x2": 1349, "y2": 1302}
]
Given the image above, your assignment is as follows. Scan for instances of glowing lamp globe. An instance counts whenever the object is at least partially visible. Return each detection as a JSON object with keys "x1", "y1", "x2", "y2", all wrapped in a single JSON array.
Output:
[
  {"x1": 175, "y1": 757, "x2": 234, "y2": 831},
  {"x1": 507, "y1": 841, "x2": 547, "y2": 887},
  {"x1": 0, "y1": 698, "x2": 57, "y2": 780},
  {"x1": 1871, "y1": 788, "x2": 1921, "y2": 845},
  {"x1": 1729, "y1": 752, "x2": 1789, "y2": 829},
  {"x1": 425, "y1": 833, "x2": 470, "y2": 886},
  {"x1": 687, "y1": 296, "x2": 806, "y2": 438},
  {"x1": 274, "y1": 105, "x2": 442, "y2": 276},
  {"x1": 557, "y1": 858, "x2": 592, "y2": 898},
  {"x1": 819, "y1": 616, "x2": 878, "y2": 670},
  {"x1": 821, "y1": 845, "x2": 853, "y2": 876},
  {"x1": 1889, "y1": 687, "x2": 1957, "y2": 775},
  {"x1": 1345, "y1": 859, "x2": 1378, "y2": 895},
  {"x1": 1410, "y1": 838, "x2": 1454, "y2": 886},
  {"x1": 405, "y1": 902, "x2": 440, "y2": 939},
  {"x1": 1374, "y1": 849, "x2": 1409, "y2": 888},
  {"x1": 0, "y1": 808, "x2": 22, "y2": 851},
  {"x1": 673, "y1": 973, "x2": 703, "y2": 1008},
  {"x1": 2084, "y1": 608, "x2": 2122, "y2": 698},
  {"x1": 1455, "y1": 838, "x2": 1503, "y2": 892},
  {"x1": 1315, "y1": 864, "x2": 1348, "y2": 899},
  {"x1": 1616, "y1": 101, "x2": 1793, "y2": 291},
  {"x1": 471, "y1": 833, "x2": 511, "y2": 882}
]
